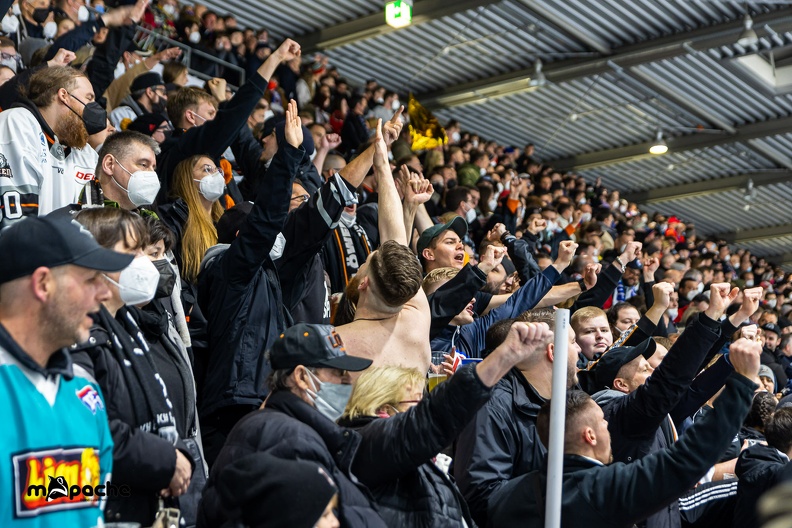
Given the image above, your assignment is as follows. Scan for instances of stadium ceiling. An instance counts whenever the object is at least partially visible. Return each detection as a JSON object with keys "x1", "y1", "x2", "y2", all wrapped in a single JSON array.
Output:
[{"x1": 194, "y1": 0, "x2": 792, "y2": 264}]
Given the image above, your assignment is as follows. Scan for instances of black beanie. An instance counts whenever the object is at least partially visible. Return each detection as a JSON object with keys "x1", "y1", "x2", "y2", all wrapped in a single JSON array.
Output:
[{"x1": 216, "y1": 452, "x2": 338, "y2": 528}]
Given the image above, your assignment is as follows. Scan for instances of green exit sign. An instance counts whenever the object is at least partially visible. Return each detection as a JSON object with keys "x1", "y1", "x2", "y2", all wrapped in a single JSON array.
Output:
[{"x1": 385, "y1": 0, "x2": 413, "y2": 28}]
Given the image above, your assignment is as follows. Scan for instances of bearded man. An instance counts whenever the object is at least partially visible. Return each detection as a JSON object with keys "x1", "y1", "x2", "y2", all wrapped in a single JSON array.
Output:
[{"x1": 0, "y1": 65, "x2": 107, "y2": 226}]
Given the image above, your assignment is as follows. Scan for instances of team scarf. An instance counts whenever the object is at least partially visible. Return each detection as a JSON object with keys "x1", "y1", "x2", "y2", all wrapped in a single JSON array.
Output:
[
  {"x1": 334, "y1": 217, "x2": 371, "y2": 287},
  {"x1": 95, "y1": 305, "x2": 179, "y2": 444}
]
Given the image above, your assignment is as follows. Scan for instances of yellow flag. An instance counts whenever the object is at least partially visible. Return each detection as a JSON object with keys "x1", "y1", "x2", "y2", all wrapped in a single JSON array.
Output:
[{"x1": 408, "y1": 93, "x2": 447, "y2": 151}]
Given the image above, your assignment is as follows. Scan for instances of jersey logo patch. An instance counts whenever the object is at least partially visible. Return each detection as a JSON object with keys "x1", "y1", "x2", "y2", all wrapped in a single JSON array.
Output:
[
  {"x1": 76, "y1": 385, "x2": 104, "y2": 415},
  {"x1": 13, "y1": 447, "x2": 101, "y2": 517},
  {"x1": 0, "y1": 153, "x2": 12, "y2": 178}
]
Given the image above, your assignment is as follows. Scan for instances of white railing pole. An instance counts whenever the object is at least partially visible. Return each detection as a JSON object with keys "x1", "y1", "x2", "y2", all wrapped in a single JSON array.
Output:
[{"x1": 545, "y1": 308, "x2": 569, "y2": 528}]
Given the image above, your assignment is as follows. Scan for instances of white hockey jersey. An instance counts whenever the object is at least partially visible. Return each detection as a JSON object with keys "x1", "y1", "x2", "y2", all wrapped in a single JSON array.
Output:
[{"x1": 0, "y1": 106, "x2": 97, "y2": 228}]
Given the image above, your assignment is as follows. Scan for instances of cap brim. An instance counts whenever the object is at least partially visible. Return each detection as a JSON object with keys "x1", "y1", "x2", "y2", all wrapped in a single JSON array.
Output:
[
  {"x1": 71, "y1": 247, "x2": 134, "y2": 273},
  {"x1": 314, "y1": 354, "x2": 373, "y2": 372},
  {"x1": 635, "y1": 338, "x2": 657, "y2": 360},
  {"x1": 446, "y1": 216, "x2": 468, "y2": 239}
]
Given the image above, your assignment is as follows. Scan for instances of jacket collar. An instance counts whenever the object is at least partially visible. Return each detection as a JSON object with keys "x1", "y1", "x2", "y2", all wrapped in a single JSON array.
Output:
[
  {"x1": 0, "y1": 322, "x2": 73, "y2": 380},
  {"x1": 266, "y1": 390, "x2": 361, "y2": 472},
  {"x1": 505, "y1": 367, "x2": 546, "y2": 419},
  {"x1": 562, "y1": 454, "x2": 605, "y2": 473}
]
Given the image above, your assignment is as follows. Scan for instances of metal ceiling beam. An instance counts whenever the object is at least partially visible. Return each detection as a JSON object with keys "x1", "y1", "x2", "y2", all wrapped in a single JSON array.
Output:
[
  {"x1": 622, "y1": 170, "x2": 792, "y2": 204},
  {"x1": 769, "y1": 253, "x2": 792, "y2": 266},
  {"x1": 419, "y1": 8, "x2": 792, "y2": 108},
  {"x1": 299, "y1": 0, "x2": 491, "y2": 54},
  {"x1": 550, "y1": 114, "x2": 792, "y2": 171},
  {"x1": 518, "y1": 0, "x2": 612, "y2": 55},
  {"x1": 716, "y1": 224, "x2": 792, "y2": 244}
]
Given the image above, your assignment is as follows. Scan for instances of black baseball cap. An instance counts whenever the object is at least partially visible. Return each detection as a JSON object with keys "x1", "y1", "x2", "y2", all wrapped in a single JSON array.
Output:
[
  {"x1": 585, "y1": 339, "x2": 656, "y2": 394},
  {"x1": 268, "y1": 323, "x2": 372, "y2": 372},
  {"x1": 417, "y1": 216, "x2": 468, "y2": 257},
  {"x1": 130, "y1": 72, "x2": 165, "y2": 93},
  {"x1": 0, "y1": 216, "x2": 133, "y2": 284},
  {"x1": 763, "y1": 323, "x2": 782, "y2": 337}
]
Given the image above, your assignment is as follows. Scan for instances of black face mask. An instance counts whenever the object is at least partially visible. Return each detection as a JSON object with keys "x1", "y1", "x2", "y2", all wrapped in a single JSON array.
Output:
[
  {"x1": 431, "y1": 182, "x2": 444, "y2": 195},
  {"x1": 32, "y1": 7, "x2": 50, "y2": 23},
  {"x1": 150, "y1": 98, "x2": 167, "y2": 115},
  {"x1": 153, "y1": 259, "x2": 177, "y2": 298},
  {"x1": 66, "y1": 93, "x2": 107, "y2": 135}
]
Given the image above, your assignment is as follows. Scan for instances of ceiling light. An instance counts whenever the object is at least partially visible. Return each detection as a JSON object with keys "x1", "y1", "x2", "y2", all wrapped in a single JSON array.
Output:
[
  {"x1": 529, "y1": 59, "x2": 546, "y2": 87},
  {"x1": 737, "y1": 14, "x2": 759, "y2": 47},
  {"x1": 649, "y1": 130, "x2": 668, "y2": 155}
]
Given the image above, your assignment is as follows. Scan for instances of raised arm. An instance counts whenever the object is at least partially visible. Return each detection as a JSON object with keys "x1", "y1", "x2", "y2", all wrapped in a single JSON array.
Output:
[
  {"x1": 337, "y1": 106, "x2": 403, "y2": 188},
  {"x1": 221, "y1": 100, "x2": 302, "y2": 285},
  {"x1": 373, "y1": 118, "x2": 407, "y2": 245}
]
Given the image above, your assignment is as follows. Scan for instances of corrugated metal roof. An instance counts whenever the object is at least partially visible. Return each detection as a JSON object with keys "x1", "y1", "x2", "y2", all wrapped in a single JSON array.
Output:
[
  {"x1": 325, "y1": 1, "x2": 587, "y2": 94},
  {"x1": 525, "y1": 0, "x2": 780, "y2": 48},
  {"x1": 635, "y1": 52, "x2": 792, "y2": 126},
  {"x1": 641, "y1": 182, "x2": 792, "y2": 235},
  {"x1": 737, "y1": 235, "x2": 792, "y2": 257},
  {"x1": 183, "y1": 0, "x2": 380, "y2": 37},
  {"x1": 432, "y1": 71, "x2": 704, "y2": 158},
  {"x1": 580, "y1": 143, "x2": 776, "y2": 193}
]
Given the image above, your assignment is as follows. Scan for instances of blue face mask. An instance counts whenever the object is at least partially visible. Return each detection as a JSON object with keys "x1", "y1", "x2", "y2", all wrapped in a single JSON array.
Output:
[{"x1": 306, "y1": 369, "x2": 352, "y2": 423}]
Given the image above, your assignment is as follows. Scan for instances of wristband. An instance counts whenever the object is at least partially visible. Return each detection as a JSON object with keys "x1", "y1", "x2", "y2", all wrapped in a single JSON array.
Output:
[
  {"x1": 615, "y1": 256, "x2": 626, "y2": 273},
  {"x1": 576, "y1": 277, "x2": 588, "y2": 292}
]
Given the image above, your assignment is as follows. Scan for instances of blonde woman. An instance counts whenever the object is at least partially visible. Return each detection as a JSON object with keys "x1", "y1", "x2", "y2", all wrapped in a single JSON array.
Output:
[
  {"x1": 338, "y1": 365, "x2": 476, "y2": 527},
  {"x1": 159, "y1": 154, "x2": 225, "y2": 284}
]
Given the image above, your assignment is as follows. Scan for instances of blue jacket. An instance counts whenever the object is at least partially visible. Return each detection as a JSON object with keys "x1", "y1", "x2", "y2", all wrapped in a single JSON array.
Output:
[{"x1": 430, "y1": 266, "x2": 560, "y2": 357}]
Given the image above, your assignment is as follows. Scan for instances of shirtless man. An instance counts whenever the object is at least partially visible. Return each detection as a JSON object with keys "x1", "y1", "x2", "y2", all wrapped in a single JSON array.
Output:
[{"x1": 335, "y1": 119, "x2": 432, "y2": 373}]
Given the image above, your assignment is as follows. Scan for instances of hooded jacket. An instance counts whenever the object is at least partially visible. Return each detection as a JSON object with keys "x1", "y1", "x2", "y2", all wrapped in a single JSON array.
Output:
[{"x1": 196, "y1": 142, "x2": 300, "y2": 418}]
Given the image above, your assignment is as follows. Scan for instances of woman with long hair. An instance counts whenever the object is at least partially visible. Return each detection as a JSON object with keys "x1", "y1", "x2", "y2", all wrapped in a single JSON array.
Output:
[{"x1": 159, "y1": 154, "x2": 225, "y2": 284}]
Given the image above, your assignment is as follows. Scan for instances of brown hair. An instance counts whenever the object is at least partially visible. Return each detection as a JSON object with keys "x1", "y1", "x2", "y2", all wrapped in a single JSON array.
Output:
[
  {"x1": 537, "y1": 390, "x2": 594, "y2": 449},
  {"x1": 167, "y1": 86, "x2": 217, "y2": 126},
  {"x1": 74, "y1": 208, "x2": 147, "y2": 251},
  {"x1": 368, "y1": 240, "x2": 423, "y2": 308},
  {"x1": 162, "y1": 60, "x2": 188, "y2": 85},
  {"x1": 26, "y1": 66, "x2": 87, "y2": 108}
]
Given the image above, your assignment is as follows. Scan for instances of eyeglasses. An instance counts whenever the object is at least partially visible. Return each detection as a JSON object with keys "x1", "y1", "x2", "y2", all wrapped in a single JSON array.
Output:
[
  {"x1": 199, "y1": 164, "x2": 222, "y2": 176},
  {"x1": 290, "y1": 194, "x2": 310, "y2": 203},
  {"x1": 0, "y1": 52, "x2": 20, "y2": 61}
]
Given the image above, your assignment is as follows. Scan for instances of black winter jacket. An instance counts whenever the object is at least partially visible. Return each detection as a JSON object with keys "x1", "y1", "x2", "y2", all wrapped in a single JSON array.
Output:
[
  {"x1": 343, "y1": 364, "x2": 490, "y2": 528},
  {"x1": 197, "y1": 390, "x2": 387, "y2": 528},
  {"x1": 593, "y1": 313, "x2": 721, "y2": 528},
  {"x1": 453, "y1": 367, "x2": 547, "y2": 527},
  {"x1": 489, "y1": 373, "x2": 758, "y2": 528},
  {"x1": 426, "y1": 264, "x2": 487, "y2": 340},
  {"x1": 196, "y1": 143, "x2": 300, "y2": 418},
  {"x1": 70, "y1": 311, "x2": 194, "y2": 526},
  {"x1": 734, "y1": 443, "x2": 789, "y2": 528}
]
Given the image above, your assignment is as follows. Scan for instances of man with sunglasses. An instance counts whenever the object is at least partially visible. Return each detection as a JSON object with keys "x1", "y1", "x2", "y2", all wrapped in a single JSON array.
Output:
[{"x1": 109, "y1": 71, "x2": 169, "y2": 129}]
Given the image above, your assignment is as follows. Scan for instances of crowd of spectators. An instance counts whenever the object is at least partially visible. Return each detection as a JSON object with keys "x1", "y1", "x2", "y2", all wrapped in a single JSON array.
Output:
[{"x1": 3, "y1": 1, "x2": 792, "y2": 528}]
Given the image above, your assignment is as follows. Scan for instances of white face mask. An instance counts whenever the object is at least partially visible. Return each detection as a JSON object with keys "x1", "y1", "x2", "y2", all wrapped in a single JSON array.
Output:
[
  {"x1": 113, "y1": 158, "x2": 161, "y2": 207},
  {"x1": 745, "y1": 280, "x2": 754, "y2": 287},
  {"x1": 696, "y1": 282, "x2": 704, "y2": 294},
  {"x1": 12, "y1": 3, "x2": 20, "y2": 15},
  {"x1": 768, "y1": 299, "x2": 778, "y2": 309},
  {"x1": 2, "y1": 14, "x2": 20, "y2": 34},
  {"x1": 580, "y1": 212, "x2": 592, "y2": 223},
  {"x1": 269, "y1": 231, "x2": 286, "y2": 260},
  {"x1": 105, "y1": 256, "x2": 159, "y2": 306},
  {"x1": 305, "y1": 369, "x2": 353, "y2": 423},
  {"x1": 686, "y1": 289, "x2": 697, "y2": 301},
  {"x1": 479, "y1": 167, "x2": 487, "y2": 176},
  {"x1": 391, "y1": 99, "x2": 400, "y2": 111},
  {"x1": 163, "y1": 4, "x2": 176, "y2": 15},
  {"x1": 667, "y1": 308, "x2": 678, "y2": 320},
  {"x1": 189, "y1": 30, "x2": 201, "y2": 44},
  {"x1": 43, "y1": 20, "x2": 57, "y2": 39},
  {"x1": 487, "y1": 197, "x2": 498, "y2": 212},
  {"x1": 77, "y1": 5, "x2": 90, "y2": 22},
  {"x1": 195, "y1": 173, "x2": 225, "y2": 202},
  {"x1": 451, "y1": 131, "x2": 461, "y2": 143},
  {"x1": 465, "y1": 206, "x2": 477, "y2": 224}
]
